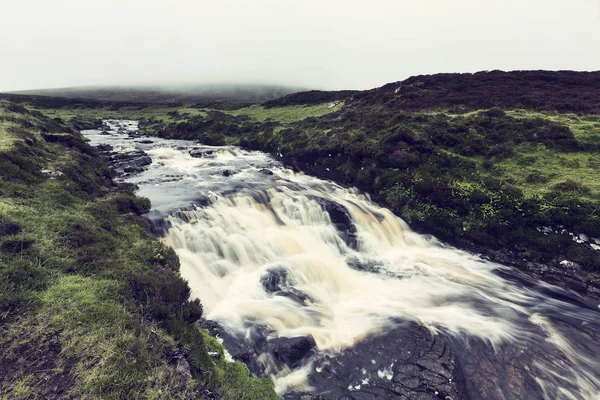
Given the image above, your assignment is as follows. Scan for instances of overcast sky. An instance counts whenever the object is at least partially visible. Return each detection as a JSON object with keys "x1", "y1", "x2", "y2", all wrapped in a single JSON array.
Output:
[{"x1": 1, "y1": 0, "x2": 599, "y2": 91}]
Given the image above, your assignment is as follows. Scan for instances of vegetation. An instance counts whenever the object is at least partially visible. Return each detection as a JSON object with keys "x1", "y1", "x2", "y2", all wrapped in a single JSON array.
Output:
[{"x1": 0, "y1": 101, "x2": 278, "y2": 399}]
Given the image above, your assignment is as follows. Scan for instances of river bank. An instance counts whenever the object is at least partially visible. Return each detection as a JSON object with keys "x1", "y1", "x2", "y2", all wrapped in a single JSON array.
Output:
[{"x1": 0, "y1": 104, "x2": 278, "y2": 399}]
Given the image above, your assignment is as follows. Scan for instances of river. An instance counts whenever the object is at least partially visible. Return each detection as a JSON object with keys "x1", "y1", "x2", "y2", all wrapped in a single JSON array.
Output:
[{"x1": 84, "y1": 120, "x2": 600, "y2": 400}]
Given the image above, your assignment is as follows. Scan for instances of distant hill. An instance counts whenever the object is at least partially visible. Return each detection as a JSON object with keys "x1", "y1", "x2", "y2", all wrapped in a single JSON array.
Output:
[{"x1": 10, "y1": 83, "x2": 306, "y2": 105}]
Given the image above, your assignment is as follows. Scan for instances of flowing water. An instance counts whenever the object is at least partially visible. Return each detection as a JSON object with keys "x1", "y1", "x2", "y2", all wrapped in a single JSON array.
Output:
[{"x1": 85, "y1": 120, "x2": 600, "y2": 400}]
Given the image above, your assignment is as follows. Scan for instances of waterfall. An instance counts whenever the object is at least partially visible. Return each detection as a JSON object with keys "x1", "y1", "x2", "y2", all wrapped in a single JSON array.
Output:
[{"x1": 85, "y1": 120, "x2": 600, "y2": 400}]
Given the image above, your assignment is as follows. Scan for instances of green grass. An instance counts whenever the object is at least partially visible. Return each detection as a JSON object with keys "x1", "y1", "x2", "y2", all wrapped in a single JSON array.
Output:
[
  {"x1": 41, "y1": 106, "x2": 178, "y2": 122},
  {"x1": 492, "y1": 145, "x2": 600, "y2": 198},
  {"x1": 33, "y1": 101, "x2": 344, "y2": 129},
  {"x1": 507, "y1": 110, "x2": 600, "y2": 142},
  {"x1": 224, "y1": 102, "x2": 344, "y2": 123},
  {"x1": 0, "y1": 102, "x2": 279, "y2": 399}
]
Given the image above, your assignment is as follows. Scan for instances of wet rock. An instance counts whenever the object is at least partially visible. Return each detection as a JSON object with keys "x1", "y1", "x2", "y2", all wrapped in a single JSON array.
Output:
[
  {"x1": 107, "y1": 150, "x2": 152, "y2": 176},
  {"x1": 137, "y1": 139, "x2": 154, "y2": 144},
  {"x1": 277, "y1": 288, "x2": 310, "y2": 304},
  {"x1": 293, "y1": 321, "x2": 468, "y2": 400},
  {"x1": 269, "y1": 336, "x2": 317, "y2": 369},
  {"x1": 190, "y1": 149, "x2": 215, "y2": 158},
  {"x1": 346, "y1": 256, "x2": 383, "y2": 274},
  {"x1": 261, "y1": 267, "x2": 290, "y2": 293},
  {"x1": 145, "y1": 210, "x2": 172, "y2": 236},
  {"x1": 316, "y1": 198, "x2": 357, "y2": 249},
  {"x1": 259, "y1": 168, "x2": 274, "y2": 175},
  {"x1": 96, "y1": 144, "x2": 113, "y2": 152},
  {"x1": 261, "y1": 268, "x2": 310, "y2": 304},
  {"x1": 222, "y1": 169, "x2": 234, "y2": 177}
]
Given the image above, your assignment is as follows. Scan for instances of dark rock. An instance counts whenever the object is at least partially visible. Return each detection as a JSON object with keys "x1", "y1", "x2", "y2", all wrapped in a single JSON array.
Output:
[
  {"x1": 346, "y1": 256, "x2": 383, "y2": 273},
  {"x1": 316, "y1": 198, "x2": 357, "y2": 249},
  {"x1": 277, "y1": 288, "x2": 310, "y2": 304},
  {"x1": 261, "y1": 267, "x2": 290, "y2": 293},
  {"x1": 96, "y1": 144, "x2": 113, "y2": 152},
  {"x1": 297, "y1": 321, "x2": 467, "y2": 400},
  {"x1": 200, "y1": 319, "x2": 223, "y2": 337},
  {"x1": 137, "y1": 139, "x2": 154, "y2": 144},
  {"x1": 222, "y1": 170, "x2": 234, "y2": 177},
  {"x1": 190, "y1": 149, "x2": 216, "y2": 158},
  {"x1": 259, "y1": 168, "x2": 274, "y2": 175},
  {"x1": 261, "y1": 268, "x2": 310, "y2": 304},
  {"x1": 107, "y1": 150, "x2": 152, "y2": 177},
  {"x1": 268, "y1": 336, "x2": 317, "y2": 368}
]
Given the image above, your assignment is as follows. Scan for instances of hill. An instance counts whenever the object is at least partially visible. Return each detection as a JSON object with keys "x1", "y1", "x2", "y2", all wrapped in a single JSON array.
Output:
[{"x1": 10, "y1": 83, "x2": 305, "y2": 105}]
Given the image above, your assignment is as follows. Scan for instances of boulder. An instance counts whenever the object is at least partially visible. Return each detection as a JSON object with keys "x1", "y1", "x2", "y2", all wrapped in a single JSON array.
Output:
[
  {"x1": 96, "y1": 144, "x2": 113, "y2": 152},
  {"x1": 268, "y1": 336, "x2": 317, "y2": 368},
  {"x1": 316, "y1": 198, "x2": 357, "y2": 249}
]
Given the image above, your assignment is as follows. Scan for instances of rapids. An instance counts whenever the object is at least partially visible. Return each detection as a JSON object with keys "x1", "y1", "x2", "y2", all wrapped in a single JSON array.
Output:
[{"x1": 84, "y1": 120, "x2": 600, "y2": 400}]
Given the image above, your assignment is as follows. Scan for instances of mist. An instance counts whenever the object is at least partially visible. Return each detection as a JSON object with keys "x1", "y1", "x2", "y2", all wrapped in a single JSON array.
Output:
[{"x1": 1, "y1": 0, "x2": 599, "y2": 92}]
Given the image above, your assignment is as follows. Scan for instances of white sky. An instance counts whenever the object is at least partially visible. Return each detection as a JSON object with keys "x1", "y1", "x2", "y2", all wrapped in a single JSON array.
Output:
[{"x1": 1, "y1": 0, "x2": 599, "y2": 91}]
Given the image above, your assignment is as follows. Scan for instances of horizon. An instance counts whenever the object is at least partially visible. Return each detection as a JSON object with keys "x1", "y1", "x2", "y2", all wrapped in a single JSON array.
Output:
[
  {"x1": 6, "y1": 68, "x2": 600, "y2": 96},
  {"x1": 2, "y1": 0, "x2": 600, "y2": 92}
]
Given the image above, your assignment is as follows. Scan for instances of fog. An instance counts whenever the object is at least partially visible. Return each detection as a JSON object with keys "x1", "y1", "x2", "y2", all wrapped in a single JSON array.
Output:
[{"x1": 1, "y1": 0, "x2": 599, "y2": 91}]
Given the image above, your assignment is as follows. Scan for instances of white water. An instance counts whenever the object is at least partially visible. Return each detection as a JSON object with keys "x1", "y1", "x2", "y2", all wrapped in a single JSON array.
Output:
[{"x1": 85, "y1": 121, "x2": 600, "y2": 399}]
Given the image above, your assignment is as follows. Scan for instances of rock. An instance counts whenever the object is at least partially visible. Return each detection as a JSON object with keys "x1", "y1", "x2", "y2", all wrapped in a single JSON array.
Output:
[
  {"x1": 137, "y1": 139, "x2": 154, "y2": 144},
  {"x1": 261, "y1": 268, "x2": 310, "y2": 304},
  {"x1": 222, "y1": 170, "x2": 234, "y2": 177},
  {"x1": 106, "y1": 150, "x2": 152, "y2": 177},
  {"x1": 174, "y1": 358, "x2": 192, "y2": 385},
  {"x1": 96, "y1": 144, "x2": 113, "y2": 152},
  {"x1": 316, "y1": 198, "x2": 357, "y2": 249},
  {"x1": 346, "y1": 256, "x2": 383, "y2": 273},
  {"x1": 277, "y1": 288, "x2": 310, "y2": 304},
  {"x1": 261, "y1": 267, "x2": 289, "y2": 293},
  {"x1": 190, "y1": 149, "x2": 216, "y2": 158},
  {"x1": 268, "y1": 336, "x2": 316, "y2": 368},
  {"x1": 41, "y1": 169, "x2": 64, "y2": 180},
  {"x1": 299, "y1": 321, "x2": 467, "y2": 400},
  {"x1": 259, "y1": 168, "x2": 274, "y2": 175}
]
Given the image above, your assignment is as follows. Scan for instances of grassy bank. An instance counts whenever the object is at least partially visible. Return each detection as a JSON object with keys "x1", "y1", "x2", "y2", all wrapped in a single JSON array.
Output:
[{"x1": 0, "y1": 101, "x2": 278, "y2": 399}]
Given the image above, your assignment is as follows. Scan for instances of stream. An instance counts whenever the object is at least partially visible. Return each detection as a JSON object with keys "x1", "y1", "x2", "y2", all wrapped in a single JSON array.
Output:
[{"x1": 84, "y1": 120, "x2": 600, "y2": 400}]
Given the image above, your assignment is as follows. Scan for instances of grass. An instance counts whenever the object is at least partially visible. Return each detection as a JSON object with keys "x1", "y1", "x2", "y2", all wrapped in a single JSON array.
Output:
[
  {"x1": 225, "y1": 102, "x2": 344, "y2": 123},
  {"x1": 0, "y1": 101, "x2": 279, "y2": 399},
  {"x1": 30, "y1": 101, "x2": 345, "y2": 133},
  {"x1": 506, "y1": 110, "x2": 600, "y2": 143}
]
